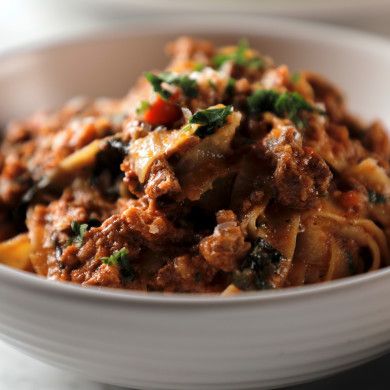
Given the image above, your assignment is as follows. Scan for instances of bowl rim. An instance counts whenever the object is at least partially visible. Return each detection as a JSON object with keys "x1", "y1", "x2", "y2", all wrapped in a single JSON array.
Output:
[
  {"x1": 2, "y1": 263, "x2": 390, "y2": 306},
  {"x1": 2, "y1": 13, "x2": 390, "y2": 63},
  {"x1": 2, "y1": 14, "x2": 390, "y2": 305}
]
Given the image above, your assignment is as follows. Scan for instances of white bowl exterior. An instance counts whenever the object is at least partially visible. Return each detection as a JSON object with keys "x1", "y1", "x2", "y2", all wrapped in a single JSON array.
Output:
[
  {"x1": 1, "y1": 266, "x2": 390, "y2": 389},
  {"x1": 1, "y1": 16, "x2": 390, "y2": 389}
]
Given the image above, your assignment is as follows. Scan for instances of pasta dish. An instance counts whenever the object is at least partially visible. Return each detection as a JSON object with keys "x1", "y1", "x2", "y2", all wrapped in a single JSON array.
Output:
[{"x1": 0, "y1": 37, "x2": 389, "y2": 294}]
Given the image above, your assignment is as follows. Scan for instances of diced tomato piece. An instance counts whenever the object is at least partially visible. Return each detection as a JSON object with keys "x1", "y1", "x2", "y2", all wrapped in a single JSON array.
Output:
[
  {"x1": 144, "y1": 96, "x2": 182, "y2": 126},
  {"x1": 339, "y1": 190, "x2": 362, "y2": 211}
]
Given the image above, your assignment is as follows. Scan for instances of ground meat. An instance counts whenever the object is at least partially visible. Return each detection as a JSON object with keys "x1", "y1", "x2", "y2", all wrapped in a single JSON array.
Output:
[
  {"x1": 155, "y1": 254, "x2": 218, "y2": 293},
  {"x1": 26, "y1": 182, "x2": 117, "y2": 278},
  {"x1": 74, "y1": 261, "x2": 121, "y2": 288},
  {"x1": 166, "y1": 36, "x2": 214, "y2": 66},
  {"x1": 304, "y1": 71, "x2": 345, "y2": 123},
  {"x1": 46, "y1": 182, "x2": 116, "y2": 237},
  {"x1": 144, "y1": 159, "x2": 181, "y2": 199},
  {"x1": 5, "y1": 37, "x2": 390, "y2": 293},
  {"x1": 363, "y1": 121, "x2": 390, "y2": 163},
  {"x1": 263, "y1": 125, "x2": 332, "y2": 209},
  {"x1": 120, "y1": 158, "x2": 142, "y2": 197},
  {"x1": 199, "y1": 210, "x2": 250, "y2": 272},
  {"x1": 63, "y1": 200, "x2": 188, "y2": 287},
  {"x1": 1, "y1": 97, "x2": 125, "y2": 190},
  {"x1": 0, "y1": 153, "x2": 31, "y2": 206}
]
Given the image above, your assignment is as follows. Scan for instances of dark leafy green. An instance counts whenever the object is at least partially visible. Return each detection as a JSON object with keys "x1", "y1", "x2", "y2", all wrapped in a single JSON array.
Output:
[
  {"x1": 68, "y1": 219, "x2": 101, "y2": 248},
  {"x1": 213, "y1": 39, "x2": 264, "y2": 70},
  {"x1": 233, "y1": 238, "x2": 285, "y2": 290},
  {"x1": 367, "y1": 190, "x2": 387, "y2": 204},
  {"x1": 101, "y1": 247, "x2": 136, "y2": 281},
  {"x1": 145, "y1": 71, "x2": 198, "y2": 99},
  {"x1": 170, "y1": 74, "x2": 198, "y2": 98},
  {"x1": 145, "y1": 72, "x2": 171, "y2": 100},
  {"x1": 69, "y1": 221, "x2": 89, "y2": 248},
  {"x1": 189, "y1": 105, "x2": 233, "y2": 138},
  {"x1": 247, "y1": 89, "x2": 325, "y2": 127},
  {"x1": 92, "y1": 137, "x2": 128, "y2": 198}
]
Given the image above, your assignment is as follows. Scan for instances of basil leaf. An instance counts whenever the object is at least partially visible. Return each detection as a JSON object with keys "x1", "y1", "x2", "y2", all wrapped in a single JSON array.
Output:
[
  {"x1": 189, "y1": 105, "x2": 233, "y2": 138},
  {"x1": 145, "y1": 72, "x2": 198, "y2": 99},
  {"x1": 247, "y1": 89, "x2": 325, "y2": 127},
  {"x1": 145, "y1": 72, "x2": 171, "y2": 100}
]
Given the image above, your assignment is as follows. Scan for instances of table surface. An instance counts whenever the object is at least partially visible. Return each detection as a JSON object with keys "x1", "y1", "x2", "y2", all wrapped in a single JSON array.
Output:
[{"x1": 2, "y1": 2, "x2": 390, "y2": 390}]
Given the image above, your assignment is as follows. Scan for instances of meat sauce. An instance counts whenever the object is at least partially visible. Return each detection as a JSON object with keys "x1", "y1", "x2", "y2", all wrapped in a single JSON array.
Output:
[{"x1": 1, "y1": 37, "x2": 390, "y2": 293}]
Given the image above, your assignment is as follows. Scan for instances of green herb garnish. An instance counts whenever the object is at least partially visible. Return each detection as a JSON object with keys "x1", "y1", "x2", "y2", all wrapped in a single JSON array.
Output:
[
  {"x1": 189, "y1": 105, "x2": 233, "y2": 138},
  {"x1": 68, "y1": 220, "x2": 99, "y2": 248},
  {"x1": 247, "y1": 89, "x2": 325, "y2": 127},
  {"x1": 193, "y1": 62, "x2": 205, "y2": 71},
  {"x1": 290, "y1": 72, "x2": 301, "y2": 84},
  {"x1": 213, "y1": 39, "x2": 264, "y2": 70},
  {"x1": 225, "y1": 78, "x2": 236, "y2": 96},
  {"x1": 166, "y1": 73, "x2": 198, "y2": 98},
  {"x1": 69, "y1": 221, "x2": 88, "y2": 248},
  {"x1": 145, "y1": 72, "x2": 171, "y2": 100},
  {"x1": 101, "y1": 247, "x2": 128, "y2": 266},
  {"x1": 367, "y1": 190, "x2": 387, "y2": 204},
  {"x1": 101, "y1": 247, "x2": 136, "y2": 281},
  {"x1": 233, "y1": 238, "x2": 284, "y2": 290},
  {"x1": 136, "y1": 100, "x2": 150, "y2": 115},
  {"x1": 145, "y1": 71, "x2": 198, "y2": 99}
]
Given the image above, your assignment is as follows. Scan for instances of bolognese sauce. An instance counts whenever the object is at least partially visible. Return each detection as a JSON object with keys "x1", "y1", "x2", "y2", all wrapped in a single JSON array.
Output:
[{"x1": 1, "y1": 37, "x2": 389, "y2": 293}]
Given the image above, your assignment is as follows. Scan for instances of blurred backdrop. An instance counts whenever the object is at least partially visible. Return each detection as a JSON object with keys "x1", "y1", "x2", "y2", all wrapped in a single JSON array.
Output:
[{"x1": 2, "y1": 0, "x2": 390, "y2": 51}]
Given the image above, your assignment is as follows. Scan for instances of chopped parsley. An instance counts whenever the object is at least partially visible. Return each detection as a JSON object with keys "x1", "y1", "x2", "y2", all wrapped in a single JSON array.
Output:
[
  {"x1": 189, "y1": 105, "x2": 233, "y2": 138},
  {"x1": 101, "y1": 247, "x2": 136, "y2": 281},
  {"x1": 68, "y1": 220, "x2": 100, "y2": 248},
  {"x1": 145, "y1": 71, "x2": 198, "y2": 99},
  {"x1": 290, "y1": 72, "x2": 301, "y2": 84},
  {"x1": 69, "y1": 221, "x2": 88, "y2": 248},
  {"x1": 247, "y1": 89, "x2": 325, "y2": 127},
  {"x1": 193, "y1": 62, "x2": 205, "y2": 71},
  {"x1": 213, "y1": 39, "x2": 264, "y2": 70},
  {"x1": 136, "y1": 100, "x2": 150, "y2": 115},
  {"x1": 145, "y1": 72, "x2": 171, "y2": 100},
  {"x1": 367, "y1": 190, "x2": 387, "y2": 204},
  {"x1": 233, "y1": 238, "x2": 284, "y2": 290}
]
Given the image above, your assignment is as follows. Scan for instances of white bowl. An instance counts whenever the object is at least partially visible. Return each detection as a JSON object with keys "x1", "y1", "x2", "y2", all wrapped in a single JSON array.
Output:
[{"x1": 1, "y1": 15, "x2": 390, "y2": 390}]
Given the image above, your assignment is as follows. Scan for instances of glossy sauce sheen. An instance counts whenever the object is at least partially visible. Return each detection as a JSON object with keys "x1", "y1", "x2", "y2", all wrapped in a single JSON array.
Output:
[{"x1": 1, "y1": 37, "x2": 389, "y2": 293}]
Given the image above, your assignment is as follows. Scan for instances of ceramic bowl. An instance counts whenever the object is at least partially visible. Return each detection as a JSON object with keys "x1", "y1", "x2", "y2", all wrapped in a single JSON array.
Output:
[{"x1": 1, "y1": 15, "x2": 390, "y2": 390}]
